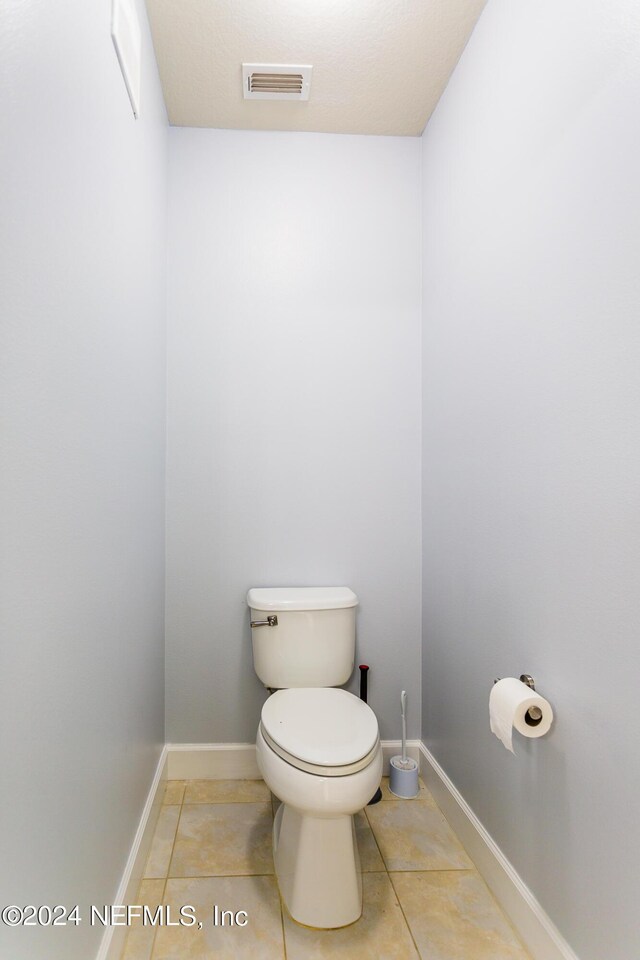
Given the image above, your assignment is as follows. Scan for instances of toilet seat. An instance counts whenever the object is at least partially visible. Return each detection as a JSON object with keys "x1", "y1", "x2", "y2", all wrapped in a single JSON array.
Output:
[
  {"x1": 260, "y1": 687, "x2": 379, "y2": 777},
  {"x1": 261, "y1": 725, "x2": 380, "y2": 776}
]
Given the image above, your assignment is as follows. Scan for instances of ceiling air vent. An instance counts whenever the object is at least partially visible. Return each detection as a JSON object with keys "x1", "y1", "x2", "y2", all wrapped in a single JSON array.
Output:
[{"x1": 242, "y1": 64, "x2": 312, "y2": 102}]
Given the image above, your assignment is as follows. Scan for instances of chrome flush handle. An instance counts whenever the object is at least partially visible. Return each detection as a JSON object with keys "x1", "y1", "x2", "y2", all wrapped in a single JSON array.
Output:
[{"x1": 250, "y1": 615, "x2": 278, "y2": 628}]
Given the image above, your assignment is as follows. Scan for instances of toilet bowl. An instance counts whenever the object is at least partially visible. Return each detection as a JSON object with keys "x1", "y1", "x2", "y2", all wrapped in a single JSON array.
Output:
[{"x1": 256, "y1": 687, "x2": 383, "y2": 928}]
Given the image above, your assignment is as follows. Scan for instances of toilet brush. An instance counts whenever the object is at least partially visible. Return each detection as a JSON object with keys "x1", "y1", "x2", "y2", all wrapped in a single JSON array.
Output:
[{"x1": 389, "y1": 690, "x2": 419, "y2": 798}]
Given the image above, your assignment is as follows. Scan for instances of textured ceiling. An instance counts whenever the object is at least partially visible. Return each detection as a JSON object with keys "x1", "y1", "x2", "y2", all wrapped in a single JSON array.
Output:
[{"x1": 145, "y1": 0, "x2": 486, "y2": 136}]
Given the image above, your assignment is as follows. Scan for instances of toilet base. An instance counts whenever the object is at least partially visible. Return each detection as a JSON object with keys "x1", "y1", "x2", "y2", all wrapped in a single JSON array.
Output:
[{"x1": 273, "y1": 802, "x2": 363, "y2": 928}]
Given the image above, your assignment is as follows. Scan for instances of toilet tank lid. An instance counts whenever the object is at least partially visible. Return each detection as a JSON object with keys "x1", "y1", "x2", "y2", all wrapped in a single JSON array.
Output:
[{"x1": 247, "y1": 587, "x2": 358, "y2": 611}]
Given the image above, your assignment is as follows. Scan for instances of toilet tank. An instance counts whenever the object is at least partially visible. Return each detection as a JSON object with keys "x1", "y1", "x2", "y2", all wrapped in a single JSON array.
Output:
[{"x1": 247, "y1": 587, "x2": 358, "y2": 689}]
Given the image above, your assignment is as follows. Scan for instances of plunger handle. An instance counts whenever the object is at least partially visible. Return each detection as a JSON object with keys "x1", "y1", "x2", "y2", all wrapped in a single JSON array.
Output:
[
  {"x1": 359, "y1": 664, "x2": 369, "y2": 703},
  {"x1": 359, "y1": 664, "x2": 382, "y2": 805}
]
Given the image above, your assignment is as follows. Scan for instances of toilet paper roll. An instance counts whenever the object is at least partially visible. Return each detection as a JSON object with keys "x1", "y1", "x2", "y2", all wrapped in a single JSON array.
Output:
[{"x1": 489, "y1": 678, "x2": 553, "y2": 753}]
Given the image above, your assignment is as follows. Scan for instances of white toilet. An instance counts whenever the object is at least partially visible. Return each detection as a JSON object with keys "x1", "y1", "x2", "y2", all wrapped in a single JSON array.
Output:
[{"x1": 247, "y1": 586, "x2": 383, "y2": 929}]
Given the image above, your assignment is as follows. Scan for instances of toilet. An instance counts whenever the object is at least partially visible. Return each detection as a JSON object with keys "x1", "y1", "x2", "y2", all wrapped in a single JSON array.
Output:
[{"x1": 247, "y1": 586, "x2": 383, "y2": 929}]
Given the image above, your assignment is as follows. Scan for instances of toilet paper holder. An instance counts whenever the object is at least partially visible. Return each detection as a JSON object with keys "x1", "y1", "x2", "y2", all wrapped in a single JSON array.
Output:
[
  {"x1": 493, "y1": 673, "x2": 535, "y2": 690},
  {"x1": 493, "y1": 674, "x2": 543, "y2": 726}
]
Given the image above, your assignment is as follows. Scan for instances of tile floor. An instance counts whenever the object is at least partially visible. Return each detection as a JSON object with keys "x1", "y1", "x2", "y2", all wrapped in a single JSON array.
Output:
[{"x1": 121, "y1": 777, "x2": 531, "y2": 960}]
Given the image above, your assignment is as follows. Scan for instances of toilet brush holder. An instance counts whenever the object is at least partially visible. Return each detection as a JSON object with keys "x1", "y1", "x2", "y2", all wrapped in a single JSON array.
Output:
[
  {"x1": 389, "y1": 756, "x2": 419, "y2": 798},
  {"x1": 389, "y1": 689, "x2": 419, "y2": 798}
]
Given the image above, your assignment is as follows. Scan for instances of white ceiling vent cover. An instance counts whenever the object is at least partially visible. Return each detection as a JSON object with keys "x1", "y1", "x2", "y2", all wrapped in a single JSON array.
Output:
[{"x1": 242, "y1": 64, "x2": 312, "y2": 101}]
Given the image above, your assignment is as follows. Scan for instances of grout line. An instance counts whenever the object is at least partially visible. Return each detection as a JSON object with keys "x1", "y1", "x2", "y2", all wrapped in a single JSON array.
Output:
[
  {"x1": 148, "y1": 875, "x2": 169, "y2": 960},
  {"x1": 179, "y1": 799, "x2": 272, "y2": 808},
  {"x1": 145, "y1": 782, "x2": 186, "y2": 960},
  {"x1": 162, "y1": 779, "x2": 185, "y2": 889},
  {"x1": 362, "y1": 807, "x2": 388, "y2": 872},
  {"x1": 149, "y1": 780, "x2": 187, "y2": 960},
  {"x1": 387, "y1": 871, "x2": 422, "y2": 959},
  {"x1": 365, "y1": 811, "x2": 421, "y2": 957},
  {"x1": 166, "y1": 871, "x2": 277, "y2": 879},
  {"x1": 363, "y1": 792, "x2": 423, "y2": 957},
  {"x1": 277, "y1": 881, "x2": 288, "y2": 960},
  {"x1": 389, "y1": 867, "x2": 475, "y2": 875}
]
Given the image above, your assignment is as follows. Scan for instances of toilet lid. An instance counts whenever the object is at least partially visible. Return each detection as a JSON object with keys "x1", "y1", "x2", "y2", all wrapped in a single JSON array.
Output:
[{"x1": 260, "y1": 688, "x2": 379, "y2": 769}]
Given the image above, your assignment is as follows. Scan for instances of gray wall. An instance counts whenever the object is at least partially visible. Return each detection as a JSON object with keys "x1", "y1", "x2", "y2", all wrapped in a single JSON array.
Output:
[
  {"x1": 166, "y1": 129, "x2": 422, "y2": 743},
  {"x1": 420, "y1": 1, "x2": 640, "y2": 958},
  {"x1": 0, "y1": 3, "x2": 167, "y2": 959}
]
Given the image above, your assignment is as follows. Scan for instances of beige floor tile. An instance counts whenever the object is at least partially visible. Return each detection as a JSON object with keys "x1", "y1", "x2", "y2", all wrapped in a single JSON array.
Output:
[
  {"x1": 152, "y1": 875, "x2": 285, "y2": 959},
  {"x1": 282, "y1": 872, "x2": 418, "y2": 960},
  {"x1": 379, "y1": 777, "x2": 435, "y2": 804},
  {"x1": 365, "y1": 801, "x2": 472, "y2": 871},
  {"x1": 163, "y1": 781, "x2": 186, "y2": 805},
  {"x1": 169, "y1": 803, "x2": 274, "y2": 877},
  {"x1": 121, "y1": 879, "x2": 165, "y2": 960},
  {"x1": 355, "y1": 811, "x2": 385, "y2": 871},
  {"x1": 185, "y1": 779, "x2": 271, "y2": 804},
  {"x1": 144, "y1": 806, "x2": 181, "y2": 879},
  {"x1": 391, "y1": 871, "x2": 531, "y2": 960}
]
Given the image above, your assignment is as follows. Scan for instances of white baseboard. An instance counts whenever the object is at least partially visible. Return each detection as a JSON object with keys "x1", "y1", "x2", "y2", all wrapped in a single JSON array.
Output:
[
  {"x1": 165, "y1": 740, "x2": 421, "y2": 780},
  {"x1": 96, "y1": 746, "x2": 168, "y2": 960},
  {"x1": 418, "y1": 743, "x2": 580, "y2": 960},
  {"x1": 166, "y1": 742, "x2": 261, "y2": 779}
]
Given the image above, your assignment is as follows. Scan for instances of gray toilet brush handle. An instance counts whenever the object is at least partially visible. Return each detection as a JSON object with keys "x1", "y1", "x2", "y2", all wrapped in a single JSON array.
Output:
[{"x1": 401, "y1": 690, "x2": 407, "y2": 763}]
